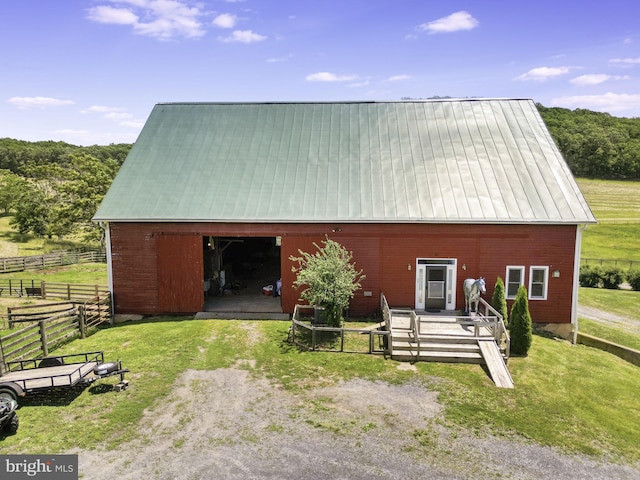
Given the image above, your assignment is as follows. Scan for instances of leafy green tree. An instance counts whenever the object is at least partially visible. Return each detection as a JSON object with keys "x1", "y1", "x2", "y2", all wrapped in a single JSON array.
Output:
[
  {"x1": 290, "y1": 237, "x2": 365, "y2": 327},
  {"x1": 10, "y1": 182, "x2": 52, "y2": 235},
  {"x1": 509, "y1": 285, "x2": 532, "y2": 356},
  {"x1": 9, "y1": 153, "x2": 119, "y2": 241},
  {"x1": 491, "y1": 277, "x2": 508, "y2": 326},
  {"x1": 0, "y1": 169, "x2": 29, "y2": 214},
  {"x1": 51, "y1": 153, "x2": 120, "y2": 242}
]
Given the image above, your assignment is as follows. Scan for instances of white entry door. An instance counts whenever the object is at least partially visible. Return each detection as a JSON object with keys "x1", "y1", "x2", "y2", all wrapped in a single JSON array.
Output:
[{"x1": 415, "y1": 259, "x2": 457, "y2": 311}]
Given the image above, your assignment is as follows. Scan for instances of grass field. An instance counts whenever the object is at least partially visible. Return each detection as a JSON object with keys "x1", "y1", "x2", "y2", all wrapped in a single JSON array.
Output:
[
  {"x1": 0, "y1": 319, "x2": 637, "y2": 465},
  {"x1": 0, "y1": 215, "x2": 99, "y2": 257},
  {"x1": 576, "y1": 178, "x2": 640, "y2": 262}
]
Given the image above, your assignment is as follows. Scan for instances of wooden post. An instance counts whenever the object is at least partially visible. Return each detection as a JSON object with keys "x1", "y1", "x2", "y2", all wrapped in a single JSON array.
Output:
[
  {"x1": 7, "y1": 308, "x2": 13, "y2": 328},
  {"x1": 78, "y1": 305, "x2": 86, "y2": 339},
  {"x1": 41, "y1": 280, "x2": 46, "y2": 299},
  {"x1": 40, "y1": 320, "x2": 49, "y2": 357},
  {"x1": 67, "y1": 284, "x2": 71, "y2": 300}
]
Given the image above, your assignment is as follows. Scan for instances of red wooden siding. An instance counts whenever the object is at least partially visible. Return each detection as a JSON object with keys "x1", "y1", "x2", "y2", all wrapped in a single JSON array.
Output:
[
  {"x1": 157, "y1": 234, "x2": 203, "y2": 313},
  {"x1": 108, "y1": 222, "x2": 578, "y2": 323}
]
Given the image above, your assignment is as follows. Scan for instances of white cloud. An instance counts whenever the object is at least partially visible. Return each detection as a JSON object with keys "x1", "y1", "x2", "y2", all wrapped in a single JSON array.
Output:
[
  {"x1": 385, "y1": 75, "x2": 412, "y2": 82},
  {"x1": 119, "y1": 120, "x2": 146, "y2": 129},
  {"x1": 419, "y1": 11, "x2": 478, "y2": 34},
  {"x1": 515, "y1": 66, "x2": 571, "y2": 81},
  {"x1": 84, "y1": 104, "x2": 142, "y2": 127},
  {"x1": 212, "y1": 13, "x2": 237, "y2": 29},
  {"x1": 267, "y1": 54, "x2": 294, "y2": 63},
  {"x1": 7, "y1": 96, "x2": 75, "y2": 109},
  {"x1": 609, "y1": 56, "x2": 640, "y2": 65},
  {"x1": 220, "y1": 30, "x2": 267, "y2": 43},
  {"x1": 84, "y1": 105, "x2": 125, "y2": 113},
  {"x1": 551, "y1": 92, "x2": 640, "y2": 115},
  {"x1": 104, "y1": 112, "x2": 134, "y2": 120},
  {"x1": 86, "y1": 5, "x2": 138, "y2": 25},
  {"x1": 306, "y1": 72, "x2": 358, "y2": 82},
  {"x1": 570, "y1": 74, "x2": 629, "y2": 86},
  {"x1": 87, "y1": 0, "x2": 206, "y2": 40}
]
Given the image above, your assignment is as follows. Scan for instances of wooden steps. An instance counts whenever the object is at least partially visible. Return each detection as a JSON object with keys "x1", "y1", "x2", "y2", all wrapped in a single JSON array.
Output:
[{"x1": 388, "y1": 312, "x2": 513, "y2": 388}]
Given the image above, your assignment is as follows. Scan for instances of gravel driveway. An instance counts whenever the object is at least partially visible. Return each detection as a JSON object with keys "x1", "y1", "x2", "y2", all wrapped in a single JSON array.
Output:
[{"x1": 76, "y1": 362, "x2": 639, "y2": 480}]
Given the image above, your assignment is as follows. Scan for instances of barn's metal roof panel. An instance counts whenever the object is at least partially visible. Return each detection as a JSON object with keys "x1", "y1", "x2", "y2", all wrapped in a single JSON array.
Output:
[{"x1": 94, "y1": 99, "x2": 596, "y2": 224}]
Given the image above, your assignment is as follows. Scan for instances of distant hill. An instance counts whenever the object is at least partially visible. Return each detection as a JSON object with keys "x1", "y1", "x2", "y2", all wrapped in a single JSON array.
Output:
[
  {"x1": 0, "y1": 138, "x2": 131, "y2": 175},
  {"x1": 537, "y1": 104, "x2": 640, "y2": 180}
]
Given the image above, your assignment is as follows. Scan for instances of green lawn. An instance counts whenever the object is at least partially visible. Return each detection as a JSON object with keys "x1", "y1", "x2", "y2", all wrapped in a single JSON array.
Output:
[
  {"x1": 576, "y1": 178, "x2": 640, "y2": 262},
  {"x1": 0, "y1": 215, "x2": 99, "y2": 257},
  {"x1": 0, "y1": 262, "x2": 107, "y2": 285},
  {"x1": 0, "y1": 319, "x2": 638, "y2": 465}
]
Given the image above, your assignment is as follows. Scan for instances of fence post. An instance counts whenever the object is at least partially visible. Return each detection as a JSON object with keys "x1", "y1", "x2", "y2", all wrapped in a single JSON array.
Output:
[
  {"x1": 78, "y1": 305, "x2": 86, "y2": 339},
  {"x1": 67, "y1": 284, "x2": 71, "y2": 300},
  {"x1": 40, "y1": 320, "x2": 49, "y2": 357},
  {"x1": 41, "y1": 280, "x2": 46, "y2": 299},
  {"x1": 7, "y1": 308, "x2": 13, "y2": 328}
]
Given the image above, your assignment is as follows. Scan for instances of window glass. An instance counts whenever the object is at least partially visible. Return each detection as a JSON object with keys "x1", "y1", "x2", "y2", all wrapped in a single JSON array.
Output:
[
  {"x1": 529, "y1": 266, "x2": 548, "y2": 300},
  {"x1": 506, "y1": 266, "x2": 524, "y2": 298}
]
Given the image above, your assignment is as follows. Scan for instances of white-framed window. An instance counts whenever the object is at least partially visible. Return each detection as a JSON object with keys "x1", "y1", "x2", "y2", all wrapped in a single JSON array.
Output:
[
  {"x1": 529, "y1": 266, "x2": 549, "y2": 300},
  {"x1": 506, "y1": 266, "x2": 525, "y2": 299}
]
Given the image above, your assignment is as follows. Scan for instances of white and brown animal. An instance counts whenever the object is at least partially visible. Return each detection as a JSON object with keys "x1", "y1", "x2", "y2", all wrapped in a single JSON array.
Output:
[{"x1": 463, "y1": 277, "x2": 486, "y2": 314}]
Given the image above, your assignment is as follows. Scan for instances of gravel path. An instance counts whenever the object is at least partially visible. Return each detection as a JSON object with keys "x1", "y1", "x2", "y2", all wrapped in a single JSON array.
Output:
[{"x1": 76, "y1": 364, "x2": 640, "y2": 480}]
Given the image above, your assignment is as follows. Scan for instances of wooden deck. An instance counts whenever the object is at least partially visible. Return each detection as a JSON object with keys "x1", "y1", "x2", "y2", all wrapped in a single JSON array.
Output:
[{"x1": 389, "y1": 310, "x2": 513, "y2": 388}]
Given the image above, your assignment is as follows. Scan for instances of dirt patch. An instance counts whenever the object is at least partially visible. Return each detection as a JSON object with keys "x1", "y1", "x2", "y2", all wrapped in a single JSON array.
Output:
[{"x1": 75, "y1": 368, "x2": 639, "y2": 480}]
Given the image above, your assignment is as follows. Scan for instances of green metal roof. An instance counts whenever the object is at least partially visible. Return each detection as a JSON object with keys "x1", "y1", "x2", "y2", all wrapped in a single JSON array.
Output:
[{"x1": 94, "y1": 99, "x2": 596, "y2": 224}]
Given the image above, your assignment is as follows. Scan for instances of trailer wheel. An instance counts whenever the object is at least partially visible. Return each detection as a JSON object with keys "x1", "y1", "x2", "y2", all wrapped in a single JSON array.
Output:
[
  {"x1": 93, "y1": 362, "x2": 118, "y2": 376},
  {"x1": 3, "y1": 414, "x2": 18, "y2": 434},
  {"x1": 0, "y1": 388, "x2": 18, "y2": 403}
]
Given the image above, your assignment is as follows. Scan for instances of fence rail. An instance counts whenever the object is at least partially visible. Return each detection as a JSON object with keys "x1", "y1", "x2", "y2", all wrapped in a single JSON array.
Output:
[
  {"x1": 581, "y1": 258, "x2": 639, "y2": 269},
  {"x1": 290, "y1": 304, "x2": 389, "y2": 354},
  {"x1": 0, "y1": 249, "x2": 106, "y2": 274},
  {"x1": 0, "y1": 293, "x2": 112, "y2": 372},
  {"x1": 0, "y1": 280, "x2": 108, "y2": 301}
]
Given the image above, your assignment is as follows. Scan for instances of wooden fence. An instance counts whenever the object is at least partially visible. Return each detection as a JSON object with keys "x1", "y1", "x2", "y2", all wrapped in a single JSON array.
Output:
[
  {"x1": 0, "y1": 249, "x2": 106, "y2": 274},
  {"x1": 581, "y1": 258, "x2": 638, "y2": 269},
  {"x1": 0, "y1": 280, "x2": 108, "y2": 301},
  {"x1": 0, "y1": 293, "x2": 112, "y2": 373},
  {"x1": 289, "y1": 304, "x2": 388, "y2": 354}
]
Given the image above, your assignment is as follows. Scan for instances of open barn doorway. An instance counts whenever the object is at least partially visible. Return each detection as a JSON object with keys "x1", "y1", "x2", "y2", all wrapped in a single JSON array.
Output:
[{"x1": 202, "y1": 236, "x2": 283, "y2": 314}]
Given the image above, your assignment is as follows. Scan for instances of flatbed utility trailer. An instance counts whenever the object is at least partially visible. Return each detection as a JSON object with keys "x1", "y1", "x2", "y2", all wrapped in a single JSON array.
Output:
[{"x1": 0, "y1": 351, "x2": 129, "y2": 403}]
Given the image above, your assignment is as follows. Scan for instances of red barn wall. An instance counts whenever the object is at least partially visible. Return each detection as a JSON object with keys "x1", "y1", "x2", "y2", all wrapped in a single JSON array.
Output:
[{"x1": 108, "y1": 222, "x2": 578, "y2": 323}]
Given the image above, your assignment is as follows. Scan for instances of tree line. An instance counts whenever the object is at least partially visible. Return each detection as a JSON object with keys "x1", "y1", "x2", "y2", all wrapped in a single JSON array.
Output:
[
  {"x1": 537, "y1": 104, "x2": 640, "y2": 179},
  {"x1": 0, "y1": 139, "x2": 130, "y2": 243},
  {"x1": 0, "y1": 104, "x2": 638, "y2": 241}
]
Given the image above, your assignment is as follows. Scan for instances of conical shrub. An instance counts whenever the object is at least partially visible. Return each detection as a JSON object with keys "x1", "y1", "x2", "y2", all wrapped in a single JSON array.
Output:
[
  {"x1": 510, "y1": 285, "x2": 532, "y2": 355},
  {"x1": 491, "y1": 277, "x2": 508, "y2": 326}
]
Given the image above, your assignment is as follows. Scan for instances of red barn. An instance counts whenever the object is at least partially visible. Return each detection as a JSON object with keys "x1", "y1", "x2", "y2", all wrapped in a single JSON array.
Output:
[{"x1": 93, "y1": 100, "x2": 595, "y2": 339}]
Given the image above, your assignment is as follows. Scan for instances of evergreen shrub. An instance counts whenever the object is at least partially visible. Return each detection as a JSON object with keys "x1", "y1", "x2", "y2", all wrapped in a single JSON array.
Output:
[{"x1": 510, "y1": 285, "x2": 532, "y2": 356}]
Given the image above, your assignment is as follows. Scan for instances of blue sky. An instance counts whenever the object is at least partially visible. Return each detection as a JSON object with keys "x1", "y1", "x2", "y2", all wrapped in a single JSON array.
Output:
[{"x1": 1, "y1": 0, "x2": 639, "y2": 146}]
